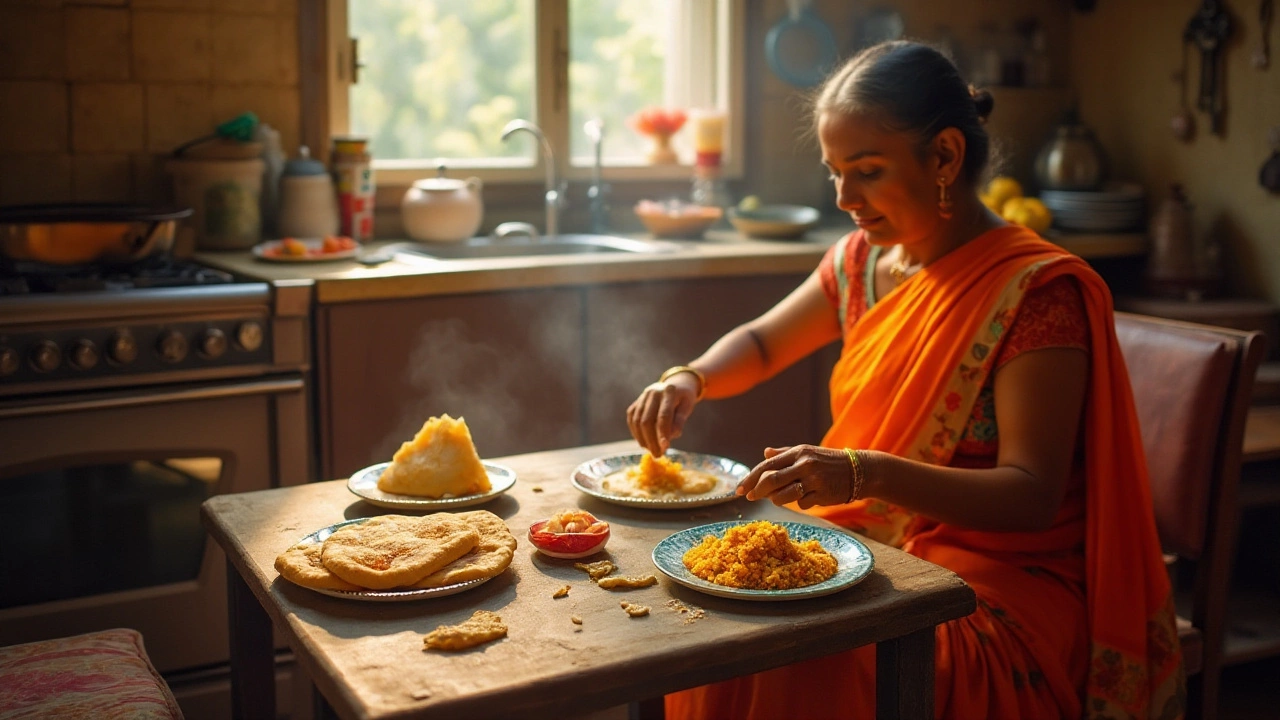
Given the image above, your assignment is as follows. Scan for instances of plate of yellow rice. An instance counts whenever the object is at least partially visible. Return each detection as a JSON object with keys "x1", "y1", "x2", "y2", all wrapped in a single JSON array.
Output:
[{"x1": 651, "y1": 520, "x2": 874, "y2": 600}]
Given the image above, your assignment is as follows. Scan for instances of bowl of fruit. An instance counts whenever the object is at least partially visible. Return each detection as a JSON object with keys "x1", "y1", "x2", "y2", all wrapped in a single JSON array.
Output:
[
  {"x1": 634, "y1": 200, "x2": 723, "y2": 239},
  {"x1": 253, "y1": 235, "x2": 358, "y2": 262}
]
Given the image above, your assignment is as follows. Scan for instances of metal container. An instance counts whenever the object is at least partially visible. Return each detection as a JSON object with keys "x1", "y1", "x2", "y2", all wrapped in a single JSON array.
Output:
[
  {"x1": 1034, "y1": 109, "x2": 1107, "y2": 192},
  {"x1": 0, "y1": 204, "x2": 192, "y2": 265}
]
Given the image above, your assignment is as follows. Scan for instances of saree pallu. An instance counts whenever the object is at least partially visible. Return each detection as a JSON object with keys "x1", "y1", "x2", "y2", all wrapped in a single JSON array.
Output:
[{"x1": 666, "y1": 227, "x2": 1185, "y2": 720}]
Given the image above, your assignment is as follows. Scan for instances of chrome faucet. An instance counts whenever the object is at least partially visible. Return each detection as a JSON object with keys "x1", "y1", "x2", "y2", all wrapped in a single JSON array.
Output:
[
  {"x1": 501, "y1": 119, "x2": 563, "y2": 238},
  {"x1": 584, "y1": 118, "x2": 610, "y2": 234}
]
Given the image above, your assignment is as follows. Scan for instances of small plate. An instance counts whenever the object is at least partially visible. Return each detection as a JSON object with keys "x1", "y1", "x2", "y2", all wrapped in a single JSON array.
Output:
[
  {"x1": 279, "y1": 518, "x2": 500, "y2": 602},
  {"x1": 348, "y1": 461, "x2": 517, "y2": 509},
  {"x1": 727, "y1": 205, "x2": 821, "y2": 239},
  {"x1": 571, "y1": 450, "x2": 747, "y2": 509},
  {"x1": 652, "y1": 520, "x2": 875, "y2": 601},
  {"x1": 253, "y1": 238, "x2": 358, "y2": 262}
]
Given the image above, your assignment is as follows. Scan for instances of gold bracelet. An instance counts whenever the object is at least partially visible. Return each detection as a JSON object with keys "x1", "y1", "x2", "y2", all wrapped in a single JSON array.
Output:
[
  {"x1": 843, "y1": 448, "x2": 865, "y2": 504},
  {"x1": 658, "y1": 365, "x2": 706, "y2": 401}
]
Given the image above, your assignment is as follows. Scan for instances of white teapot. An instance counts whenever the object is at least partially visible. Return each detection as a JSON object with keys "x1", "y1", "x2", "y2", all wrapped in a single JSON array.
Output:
[{"x1": 400, "y1": 165, "x2": 483, "y2": 243}]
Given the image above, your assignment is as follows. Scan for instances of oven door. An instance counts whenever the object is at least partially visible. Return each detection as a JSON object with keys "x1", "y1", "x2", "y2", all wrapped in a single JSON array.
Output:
[{"x1": 0, "y1": 375, "x2": 309, "y2": 674}]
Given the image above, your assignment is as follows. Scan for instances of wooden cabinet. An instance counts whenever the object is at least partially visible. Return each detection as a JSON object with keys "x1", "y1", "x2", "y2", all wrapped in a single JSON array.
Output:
[
  {"x1": 314, "y1": 273, "x2": 842, "y2": 480},
  {"x1": 583, "y1": 275, "x2": 837, "y2": 466},
  {"x1": 316, "y1": 288, "x2": 585, "y2": 479}
]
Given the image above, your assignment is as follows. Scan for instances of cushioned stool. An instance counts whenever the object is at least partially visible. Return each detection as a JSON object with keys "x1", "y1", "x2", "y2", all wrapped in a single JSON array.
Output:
[{"x1": 0, "y1": 628, "x2": 182, "y2": 719}]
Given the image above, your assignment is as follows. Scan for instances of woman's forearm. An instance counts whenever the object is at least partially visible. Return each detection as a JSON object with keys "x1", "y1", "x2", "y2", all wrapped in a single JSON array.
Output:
[
  {"x1": 690, "y1": 325, "x2": 775, "y2": 399},
  {"x1": 859, "y1": 450, "x2": 1067, "y2": 532}
]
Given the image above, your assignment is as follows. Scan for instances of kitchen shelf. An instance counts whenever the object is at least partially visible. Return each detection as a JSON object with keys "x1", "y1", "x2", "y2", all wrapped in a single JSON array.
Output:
[{"x1": 1046, "y1": 231, "x2": 1147, "y2": 259}]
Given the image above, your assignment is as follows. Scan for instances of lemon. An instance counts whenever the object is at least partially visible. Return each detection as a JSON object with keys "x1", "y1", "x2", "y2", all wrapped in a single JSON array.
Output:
[
  {"x1": 1001, "y1": 197, "x2": 1053, "y2": 234},
  {"x1": 981, "y1": 176, "x2": 1023, "y2": 215},
  {"x1": 737, "y1": 195, "x2": 761, "y2": 212}
]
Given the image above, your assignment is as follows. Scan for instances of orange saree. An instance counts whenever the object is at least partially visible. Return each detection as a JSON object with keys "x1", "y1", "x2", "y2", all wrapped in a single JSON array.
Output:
[{"x1": 666, "y1": 226, "x2": 1185, "y2": 720}]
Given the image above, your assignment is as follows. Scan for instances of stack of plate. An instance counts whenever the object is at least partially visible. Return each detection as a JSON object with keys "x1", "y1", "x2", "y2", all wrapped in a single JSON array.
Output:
[{"x1": 1041, "y1": 183, "x2": 1146, "y2": 232}]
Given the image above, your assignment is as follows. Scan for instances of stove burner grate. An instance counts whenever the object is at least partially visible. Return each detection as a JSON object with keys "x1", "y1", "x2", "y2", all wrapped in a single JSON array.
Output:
[{"x1": 0, "y1": 256, "x2": 236, "y2": 295}]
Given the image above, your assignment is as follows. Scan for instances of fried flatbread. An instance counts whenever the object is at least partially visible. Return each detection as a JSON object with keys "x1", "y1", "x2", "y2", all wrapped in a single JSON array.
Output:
[
  {"x1": 423, "y1": 610, "x2": 507, "y2": 651},
  {"x1": 321, "y1": 514, "x2": 479, "y2": 590},
  {"x1": 412, "y1": 510, "x2": 516, "y2": 589},
  {"x1": 274, "y1": 541, "x2": 362, "y2": 591}
]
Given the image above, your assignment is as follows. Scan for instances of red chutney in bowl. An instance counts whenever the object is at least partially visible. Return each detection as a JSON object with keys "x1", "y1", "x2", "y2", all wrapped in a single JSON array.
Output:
[{"x1": 528, "y1": 509, "x2": 610, "y2": 559}]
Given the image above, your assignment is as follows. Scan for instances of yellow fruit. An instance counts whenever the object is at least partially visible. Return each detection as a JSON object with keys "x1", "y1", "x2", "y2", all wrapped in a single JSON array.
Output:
[
  {"x1": 737, "y1": 195, "x2": 761, "y2": 212},
  {"x1": 1001, "y1": 197, "x2": 1053, "y2": 234},
  {"x1": 981, "y1": 176, "x2": 1024, "y2": 214}
]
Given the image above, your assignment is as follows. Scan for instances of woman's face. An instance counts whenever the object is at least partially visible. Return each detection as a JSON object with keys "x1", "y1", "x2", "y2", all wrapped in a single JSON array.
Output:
[{"x1": 818, "y1": 110, "x2": 942, "y2": 246}]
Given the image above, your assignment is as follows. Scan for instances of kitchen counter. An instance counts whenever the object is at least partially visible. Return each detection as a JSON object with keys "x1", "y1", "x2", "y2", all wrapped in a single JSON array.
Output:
[
  {"x1": 195, "y1": 227, "x2": 846, "y2": 304},
  {"x1": 195, "y1": 226, "x2": 1145, "y2": 305}
]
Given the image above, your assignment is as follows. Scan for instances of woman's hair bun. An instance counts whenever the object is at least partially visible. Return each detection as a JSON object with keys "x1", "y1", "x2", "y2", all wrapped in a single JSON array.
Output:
[{"x1": 970, "y1": 87, "x2": 995, "y2": 123}]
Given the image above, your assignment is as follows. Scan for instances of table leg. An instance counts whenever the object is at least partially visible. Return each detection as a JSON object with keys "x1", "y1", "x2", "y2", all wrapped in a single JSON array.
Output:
[
  {"x1": 876, "y1": 626, "x2": 935, "y2": 720},
  {"x1": 228, "y1": 559, "x2": 276, "y2": 720}
]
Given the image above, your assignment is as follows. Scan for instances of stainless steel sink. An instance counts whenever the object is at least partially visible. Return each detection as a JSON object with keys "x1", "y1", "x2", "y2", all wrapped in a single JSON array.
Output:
[{"x1": 393, "y1": 233, "x2": 684, "y2": 260}]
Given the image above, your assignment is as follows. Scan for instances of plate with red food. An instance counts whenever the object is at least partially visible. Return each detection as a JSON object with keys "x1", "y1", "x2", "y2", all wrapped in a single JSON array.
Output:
[
  {"x1": 253, "y1": 236, "x2": 359, "y2": 262},
  {"x1": 527, "y1": 509, "x2": 611, "y2": 559}
]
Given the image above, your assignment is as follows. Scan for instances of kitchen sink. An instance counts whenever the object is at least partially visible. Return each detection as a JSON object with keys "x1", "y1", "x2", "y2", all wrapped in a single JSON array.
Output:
[{"x1": 391, "y1": 234, "x2": 684, "y2": 261}]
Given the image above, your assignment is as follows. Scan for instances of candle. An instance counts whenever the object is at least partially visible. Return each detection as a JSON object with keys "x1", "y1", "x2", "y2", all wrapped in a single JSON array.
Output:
[{"x1": 691, "y1": 110, "x2": 725, "y2": 166}]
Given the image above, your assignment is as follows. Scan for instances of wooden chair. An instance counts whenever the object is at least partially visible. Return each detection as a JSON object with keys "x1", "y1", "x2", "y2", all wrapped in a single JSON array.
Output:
[{"x1": 1114, "y1": 311, "x2": 1266, "y2": 719}]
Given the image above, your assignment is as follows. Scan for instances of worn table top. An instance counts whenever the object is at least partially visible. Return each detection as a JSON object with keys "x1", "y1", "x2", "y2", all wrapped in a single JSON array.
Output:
[{"x1": 202, "y1": 441, "x2": 975, "y2": 720}]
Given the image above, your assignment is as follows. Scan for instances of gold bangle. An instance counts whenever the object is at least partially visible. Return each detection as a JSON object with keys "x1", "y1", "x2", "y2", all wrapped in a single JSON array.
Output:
[
  {"x1": 843, "y1": 448, "x2": 865, "y2": 504},
  {"x1": 659, "y1": 365, "x2": 706, "y2": 401}
]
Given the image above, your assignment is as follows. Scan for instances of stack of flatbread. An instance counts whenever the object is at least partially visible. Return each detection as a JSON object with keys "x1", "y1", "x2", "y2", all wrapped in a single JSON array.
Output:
[{"x1": 275, "y1": 511, "x2": 516, "y2": 592}]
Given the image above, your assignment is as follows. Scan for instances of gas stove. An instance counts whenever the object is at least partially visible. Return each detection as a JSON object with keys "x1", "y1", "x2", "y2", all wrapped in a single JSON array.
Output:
[
  {"x1": 0, "y1": 256, "x2": 304, "y2": 399},
  {"x1": 0, "y1": 255, "x2": 237, "y2": 295}
]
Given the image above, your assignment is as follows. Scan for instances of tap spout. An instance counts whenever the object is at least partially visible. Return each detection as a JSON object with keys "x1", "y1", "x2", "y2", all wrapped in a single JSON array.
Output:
[{"x1": 501, "y1": 119, "x2": 561, "y2": 237}]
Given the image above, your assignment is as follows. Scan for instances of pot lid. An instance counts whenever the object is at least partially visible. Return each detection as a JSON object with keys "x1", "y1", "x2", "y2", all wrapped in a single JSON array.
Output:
[
  {"x1": 0, "y1": 203, "x2": 193, "y2": 223},
  {"x1": 413, "y1": 164, "x2": 469, "y2": 191},
  {"x1": 283, "y1": 145, "x2": 328, "y2": 176}
]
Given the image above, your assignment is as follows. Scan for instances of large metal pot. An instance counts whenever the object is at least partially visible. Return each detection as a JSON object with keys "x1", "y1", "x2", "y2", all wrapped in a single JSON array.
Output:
[{"x1": 0, "y1": 204, "x2": 193, "y2": 265}]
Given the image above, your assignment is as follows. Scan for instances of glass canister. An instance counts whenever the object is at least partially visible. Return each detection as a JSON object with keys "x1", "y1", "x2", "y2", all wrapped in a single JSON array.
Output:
[{"x1": 330, "y1": 136, "x2": 375, "y2": 242}]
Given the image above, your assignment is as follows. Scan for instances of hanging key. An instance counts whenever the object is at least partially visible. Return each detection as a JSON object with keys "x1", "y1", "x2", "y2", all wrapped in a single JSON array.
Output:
[{"x1": 1185, "y1": 0, "x2": 1233, "y2": 135}]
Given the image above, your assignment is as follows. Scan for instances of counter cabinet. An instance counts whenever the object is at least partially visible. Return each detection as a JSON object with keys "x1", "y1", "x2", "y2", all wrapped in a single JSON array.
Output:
[{"x1": 314, "y1": 273, "x2": 840, "y2": 480}]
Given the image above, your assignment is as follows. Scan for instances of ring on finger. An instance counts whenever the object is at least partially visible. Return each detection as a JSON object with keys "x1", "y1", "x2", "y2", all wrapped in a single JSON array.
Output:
[{"x1": 795, "y1": 480, "x2": 806, "y2": 496}]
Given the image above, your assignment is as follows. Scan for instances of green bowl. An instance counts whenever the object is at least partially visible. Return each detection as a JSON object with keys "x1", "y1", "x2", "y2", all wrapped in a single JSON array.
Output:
[{"x1": 727, "y1": 204, "x2": 821, "y2": 239}]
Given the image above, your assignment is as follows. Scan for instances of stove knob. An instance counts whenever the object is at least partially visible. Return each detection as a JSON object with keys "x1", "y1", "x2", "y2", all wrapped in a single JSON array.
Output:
[
  {"x1": 30, "y1": 340, "x2": 61, "y2": 373},
  {"x1": 198, "y1": 328, "x2": 228, "y2": 359},
  {"x1": 235, "y1": 321, "x2": 264, "y2": 352},
  {"x1": 69, "y1": 339, "x2": 99, "y2": 371},
  {"x1": 109, "y1": 331, "x2": 138, "y2": 365},
  {"x1": 156, "y1": 330, "x2": 189, "y2": 364},
  {"x1": 0, "y1": 347, "x2": 18, "y2": 377}
]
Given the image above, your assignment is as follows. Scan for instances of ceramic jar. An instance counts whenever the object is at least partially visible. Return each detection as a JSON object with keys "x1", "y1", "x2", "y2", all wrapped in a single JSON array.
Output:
[
  {"x1": 400, "y1": 167, "x2": 483, "y2": 243},
  {"x1": 277, "y1": 146, "x2": 339, "y2": 239}
]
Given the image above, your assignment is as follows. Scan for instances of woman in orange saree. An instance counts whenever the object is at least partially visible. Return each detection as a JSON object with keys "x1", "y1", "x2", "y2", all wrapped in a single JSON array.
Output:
[{"x1": 628, "y1": 41, "x2": 1184, "y2": 720}]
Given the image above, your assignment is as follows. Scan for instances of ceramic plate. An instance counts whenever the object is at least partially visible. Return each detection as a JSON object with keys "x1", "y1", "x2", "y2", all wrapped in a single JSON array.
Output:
[
  {"x1": 279, "y1": 518, "x2": 500, "y2": 602},
  {"x1": 571, "y1": 450, "x2": 747, "y2": 509},
  {"x1": 652, "y1": 520, "x2": 875, "y2": 601},
  {"x1": 252, "y1": 238, "x2": 358, "y2": 262},
  {"x1": 347, "y1": 461, "x2": 517, "y2": 509}
]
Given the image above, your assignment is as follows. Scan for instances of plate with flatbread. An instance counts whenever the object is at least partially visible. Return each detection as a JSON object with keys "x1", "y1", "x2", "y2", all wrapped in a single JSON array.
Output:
[
  {"x1": 571, "y1": 449, "x2": 747, "y2": 509},
  {"x1": 273, "y1": 511, "x2": 518, "y2": 602},
  {"x1": 348, "y1": 461, "x2": 517, "y2": 509}
]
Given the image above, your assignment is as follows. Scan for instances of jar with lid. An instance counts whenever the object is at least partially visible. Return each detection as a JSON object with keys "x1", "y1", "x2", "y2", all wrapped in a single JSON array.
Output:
[
  {"x1": 277, "y1": 146, "x2": 339, "y2": 239},
  {"x1": 400, "y1": 165, "x2": 484, "y2": 243},
  {"x1": 1034, "y1": 108, "x2": 1107, "y2": 191}
]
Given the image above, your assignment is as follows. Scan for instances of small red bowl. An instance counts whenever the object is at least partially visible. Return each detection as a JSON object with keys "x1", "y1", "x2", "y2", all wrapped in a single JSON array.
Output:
[{"x1": 528, "y1": 517, "x2": 610, "y2": 559}]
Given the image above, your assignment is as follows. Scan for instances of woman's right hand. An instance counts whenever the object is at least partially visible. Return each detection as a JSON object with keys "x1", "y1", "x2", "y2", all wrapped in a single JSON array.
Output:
[{"x1": 627, "y1": 374, "x2": 701, "y2": 457}]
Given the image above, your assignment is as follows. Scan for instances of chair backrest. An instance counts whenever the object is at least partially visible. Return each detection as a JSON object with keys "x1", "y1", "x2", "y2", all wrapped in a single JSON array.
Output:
[{"x1": 1114, "y1": 312, "x2": 1263, "y2": 560}]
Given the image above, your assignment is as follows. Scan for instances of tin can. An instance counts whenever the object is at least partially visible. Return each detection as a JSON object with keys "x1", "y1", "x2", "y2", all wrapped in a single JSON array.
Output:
[{"x1": 330, "y1": 136, "x2": 375, "y2": 242}]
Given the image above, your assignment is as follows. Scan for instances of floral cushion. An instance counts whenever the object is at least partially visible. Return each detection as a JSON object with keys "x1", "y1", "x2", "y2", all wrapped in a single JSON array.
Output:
[{"x1": 0, "y1": 628, "x2": 182, "y2": 719}]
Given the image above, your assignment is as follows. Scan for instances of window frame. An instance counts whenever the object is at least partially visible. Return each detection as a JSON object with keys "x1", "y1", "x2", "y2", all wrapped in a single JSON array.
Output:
[{"x1": 321, "y1": 0, "x2": 745, "y2": 188}]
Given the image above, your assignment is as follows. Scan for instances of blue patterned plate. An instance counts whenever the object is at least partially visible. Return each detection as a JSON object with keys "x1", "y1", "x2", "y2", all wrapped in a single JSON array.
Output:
[
  {"x1": 279, "y1": 518, "x2": 499, "y2": 602},
  {"x1": 651, "y1": 521, "x2": 875, "y2": 601},
  {"x1": 571, "y1": 450, "x2": 748, "y2": 509},
  {"x1": 347, "y1": 461, "x2": 516, "y2": 510}
]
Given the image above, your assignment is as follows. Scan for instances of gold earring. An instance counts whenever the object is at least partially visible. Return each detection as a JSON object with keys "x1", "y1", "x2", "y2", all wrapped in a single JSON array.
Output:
[{"x1": 937, "y1": 177, "x2": 954, "y2": 219}]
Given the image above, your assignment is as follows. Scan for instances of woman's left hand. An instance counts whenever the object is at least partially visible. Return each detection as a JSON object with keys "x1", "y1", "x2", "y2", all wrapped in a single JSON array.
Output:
[{"x1": 736, "y1": 445, "x2": 853, "y2": 509}]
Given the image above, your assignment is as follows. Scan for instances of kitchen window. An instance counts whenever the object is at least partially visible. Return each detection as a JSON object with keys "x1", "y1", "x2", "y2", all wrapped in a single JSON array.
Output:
[{"x1": 324, "y1": 0, "x2": 744, "y2": 186}]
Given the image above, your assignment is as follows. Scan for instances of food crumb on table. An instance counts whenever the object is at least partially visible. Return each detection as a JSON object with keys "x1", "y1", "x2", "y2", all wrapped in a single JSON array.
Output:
[
  {"x1": 665, "y1": 599, "x2": 706, "y2": 624},
  {"x1": 531, "y1": 485, "x2": 544, "y2": 492},
  {"x1": 410, "y1": 689, "x2": 432, "y2": 700},
  {"x1": 597, "y1": 574, "x2": 657, "y2": 590},
  {"x1": 620, "y1": 601, "x2": 650, "y2": 617},
  {"x1": 552, "y1": 585, "x2": 570, "y2": 599}
]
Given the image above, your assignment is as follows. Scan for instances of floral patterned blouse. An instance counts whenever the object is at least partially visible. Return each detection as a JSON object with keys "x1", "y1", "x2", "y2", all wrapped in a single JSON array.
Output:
[{"x1": 819, "y1": 233, "x2": 1090, "y2": 467}]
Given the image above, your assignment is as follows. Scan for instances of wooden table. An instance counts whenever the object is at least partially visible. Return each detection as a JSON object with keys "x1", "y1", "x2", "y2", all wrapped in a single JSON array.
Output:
[{"x1": 202, "y1": 441, "x2": 976, "y2": 720}]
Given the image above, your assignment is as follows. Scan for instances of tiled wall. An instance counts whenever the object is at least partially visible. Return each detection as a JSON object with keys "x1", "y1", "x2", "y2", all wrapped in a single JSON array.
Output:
[{"x1": 0, "y1": 0, "x2": 300, "y2": 207}]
